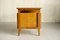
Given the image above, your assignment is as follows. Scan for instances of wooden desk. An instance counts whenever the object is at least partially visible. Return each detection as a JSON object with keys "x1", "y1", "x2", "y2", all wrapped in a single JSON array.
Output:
[{"x1": 17, "y1": 8, "x2": 41, "y2": 36}]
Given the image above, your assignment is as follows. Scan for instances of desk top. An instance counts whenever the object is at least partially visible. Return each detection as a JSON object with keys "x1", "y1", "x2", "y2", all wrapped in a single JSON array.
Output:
[
  {"x1": 17, "y1": 8, "x2": 41, "y2": 13},
  {"x1": 17, "y1": 8, "x2": 41, "y2": 10}
]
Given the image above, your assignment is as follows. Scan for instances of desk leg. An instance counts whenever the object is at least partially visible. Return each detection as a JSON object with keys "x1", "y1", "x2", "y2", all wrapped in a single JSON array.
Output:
[
  {"x1": 18, "y1": 26, "x2": 20, "y2": 36},
  {"x1": 37, "y1": 13, "x2": 41, "y2": 36},
  {"x1": 17, "y1": 13, "x2": 20, "y2": 36}
]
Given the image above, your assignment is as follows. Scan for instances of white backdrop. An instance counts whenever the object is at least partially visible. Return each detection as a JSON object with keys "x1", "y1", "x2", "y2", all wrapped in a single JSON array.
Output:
[{"x1": 0, "y1": 0, "x2": 60, "y2": 22}]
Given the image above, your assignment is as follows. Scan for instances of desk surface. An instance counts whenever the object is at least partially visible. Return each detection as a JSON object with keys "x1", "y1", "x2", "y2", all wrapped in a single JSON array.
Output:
[{"x1": 17, "y1": 8, "x2": 41, "y2": 10}]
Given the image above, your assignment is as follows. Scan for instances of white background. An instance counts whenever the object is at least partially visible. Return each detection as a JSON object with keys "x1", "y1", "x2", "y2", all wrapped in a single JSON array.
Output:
[{"x1": 0, "y1": 0, "x2": 60, "y2": 22}]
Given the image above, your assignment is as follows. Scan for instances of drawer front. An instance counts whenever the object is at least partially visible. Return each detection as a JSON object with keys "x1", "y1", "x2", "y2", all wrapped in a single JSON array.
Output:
[{"x1": 19, "y1": 13, "x2": 37, "y2": 28}]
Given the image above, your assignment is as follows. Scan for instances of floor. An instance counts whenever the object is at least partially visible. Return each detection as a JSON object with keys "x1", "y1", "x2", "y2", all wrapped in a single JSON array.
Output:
[{"x1": 0, "y1": 22, "x2": 60, "y2": 40}]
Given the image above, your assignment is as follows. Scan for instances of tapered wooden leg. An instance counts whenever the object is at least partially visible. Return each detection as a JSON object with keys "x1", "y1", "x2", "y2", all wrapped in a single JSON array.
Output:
[
  {"x1": 17, "y1": 22, "x2": 20, "y2": 36},
  {"x1": 17, "y1": 23, "x2": 20, "y2": 36},
  {"x1": 17, "y1": 13, "x2": 21, "y2": 36},
  {"x1": 18, "y1": 27, "x2": 20, "y2": 36},
  {"x1": 38, "y1": 27, "x2": 40, "y2": 36},
  {"x1": 37, "y1": 12, "x2": 41, "y2": 36}
]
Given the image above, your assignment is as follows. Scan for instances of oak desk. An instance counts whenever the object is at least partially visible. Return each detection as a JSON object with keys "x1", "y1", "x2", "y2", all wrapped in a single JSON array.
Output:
[{"x1": 17, "y1": 8, "x2": 41, "y2": 36}]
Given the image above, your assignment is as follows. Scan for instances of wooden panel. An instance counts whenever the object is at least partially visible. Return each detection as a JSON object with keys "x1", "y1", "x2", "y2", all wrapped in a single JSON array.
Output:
[
  {"x1": 21, "y1": 27, "x2": 37, "y2": 29},
  {"x1": 19, "y1": 13, "x2": 37, "y2": 28}
]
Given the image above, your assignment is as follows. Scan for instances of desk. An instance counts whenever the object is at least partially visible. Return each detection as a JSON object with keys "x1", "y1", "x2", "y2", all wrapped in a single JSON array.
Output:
[{"x1": 17, "y1": 8, "x2": 41, "y2": 36}]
